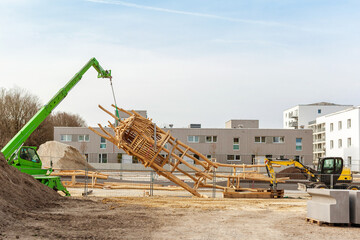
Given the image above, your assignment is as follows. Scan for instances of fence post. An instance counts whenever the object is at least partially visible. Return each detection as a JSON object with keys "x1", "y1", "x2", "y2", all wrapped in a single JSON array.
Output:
[
  {"x1": 150, "y1": 170, "x2": 154, "y2": 196},
  {"x1": 330, "y1": 174, "x2": 334, "y2": 189},
  {"x1": 212, "y1": 169, "x2": 216, "y2": 198},
  {"x1": 84, "y1": 165, "x2": 88, "y2": 196},
  {"x1": 120, "y1": 162, "x2": 123, "y2": 181},
  {"x1": 150, "y1": 123, "x2": 156, "y2": 197}
]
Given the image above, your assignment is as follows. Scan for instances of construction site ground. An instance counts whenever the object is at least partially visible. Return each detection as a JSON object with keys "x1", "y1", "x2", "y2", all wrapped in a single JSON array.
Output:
[{"x1": 2, "y1": 189, "x2": 360, "y2": 240}]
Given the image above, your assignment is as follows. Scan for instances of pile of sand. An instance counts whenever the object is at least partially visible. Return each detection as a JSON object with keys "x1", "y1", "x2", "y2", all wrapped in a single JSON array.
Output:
[
  {"x1": 38, "y1": 141, "x2": 95, "y2": 170},
  {"x1": 0, "y1": 152, "x2": 60, "y2": 229},
  {"x1": 277, "y1": 167, "x2": 307, "y2": 180}
]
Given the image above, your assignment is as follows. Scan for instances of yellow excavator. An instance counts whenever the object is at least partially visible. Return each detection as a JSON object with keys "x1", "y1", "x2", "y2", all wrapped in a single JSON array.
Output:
[{"x1": 265, "y1": 157, "x2": 358, "y2": 191}]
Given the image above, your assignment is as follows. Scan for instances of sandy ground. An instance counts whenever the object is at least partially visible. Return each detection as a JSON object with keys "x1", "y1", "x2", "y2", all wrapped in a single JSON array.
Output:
[{"x1": 2, "y1": 191, "x2": 360, "y2": 240}]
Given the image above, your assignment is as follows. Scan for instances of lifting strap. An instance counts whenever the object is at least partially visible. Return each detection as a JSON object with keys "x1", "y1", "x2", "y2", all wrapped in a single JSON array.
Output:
[{"x1": 109, "y1": 77, "x2": 120, "y2": 126}]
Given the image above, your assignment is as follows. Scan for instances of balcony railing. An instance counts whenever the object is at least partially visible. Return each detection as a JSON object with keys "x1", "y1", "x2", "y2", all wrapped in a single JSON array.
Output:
[
  {"x1": 313, "y1": 138, "x2": 325, "y2": 143},
  {"x1": 289, "y1": 121, "x2": 298, "y2": 127}
]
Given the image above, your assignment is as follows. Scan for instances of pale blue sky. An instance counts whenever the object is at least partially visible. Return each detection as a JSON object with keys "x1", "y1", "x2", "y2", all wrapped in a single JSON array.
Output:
[{"x1": 1, "y1": 0, "x2": 359, "y2": 128}]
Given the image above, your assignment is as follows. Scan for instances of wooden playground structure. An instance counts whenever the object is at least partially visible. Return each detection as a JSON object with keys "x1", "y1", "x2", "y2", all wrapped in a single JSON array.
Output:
[{"x1": 89, "y1": 105, "x2": 288, "y2": 198}]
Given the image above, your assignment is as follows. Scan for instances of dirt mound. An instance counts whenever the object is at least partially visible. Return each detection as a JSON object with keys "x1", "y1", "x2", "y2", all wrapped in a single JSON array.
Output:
[
  {"x1": 277, "y1": 167, "x2": 307, "y2": 180},
  {"x1": 0, "y1": 152, "x2": 60, "y2": 229},
  {"x1": 38, "y1": 141, "x2": 95, "y2": 170}
]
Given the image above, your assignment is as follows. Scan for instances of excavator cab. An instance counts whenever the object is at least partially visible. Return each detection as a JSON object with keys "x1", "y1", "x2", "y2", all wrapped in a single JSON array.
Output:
[{"x1": 317, "y1": 157, "x2": 344, "y2": 186}]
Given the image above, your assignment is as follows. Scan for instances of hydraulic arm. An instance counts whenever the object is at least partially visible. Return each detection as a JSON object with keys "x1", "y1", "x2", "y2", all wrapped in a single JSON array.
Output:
[
  {"x1": 265, "y1": 158, "x2": 317, "y2": 190},
  {"x1": 1, "y1": 57, "x2": 112, "y2": 162}
]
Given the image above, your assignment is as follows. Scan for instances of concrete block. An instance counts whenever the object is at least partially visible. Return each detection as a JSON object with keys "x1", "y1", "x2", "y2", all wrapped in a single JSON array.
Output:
[
  {"x1": 307, "y1": 189, "x2": 349, "y2": 224},
  {"x1": 349, "y1": 191, "x2": 360, "y2": 224}
]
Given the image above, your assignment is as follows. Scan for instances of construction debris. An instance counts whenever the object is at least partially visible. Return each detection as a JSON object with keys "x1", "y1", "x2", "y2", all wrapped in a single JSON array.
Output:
[
  {"x1": 223, "y1": 188, "x2": 284, "y2": 198},
  {"x1": 38, "y1": 141, "x2": 95, "y2": 170}
]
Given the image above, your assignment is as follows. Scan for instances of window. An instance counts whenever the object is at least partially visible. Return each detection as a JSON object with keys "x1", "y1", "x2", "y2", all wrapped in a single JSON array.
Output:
[
  {"x1": 347, "y1": 119, "x2": 351, "y2": 129},
  {"x1": 330, "y1": 140, "x2": 334, "y2": 149},
  {"x1": 187, "y1": 136, "x2": 199, "y2": 143},
  {"x1": 117, "y1": 153, "x2": 122, "y2": 163},
  {"x1": 84, "y1": 153, "x2": 89, "y2": 162},
  {"x1": 338, "y1": 121, "x2": 342, "y2": 130},
  {"x1": 98, "y1": 153, "x2": 107, "y2": 163},
  {"x1": 273, "y1": 136, "x2": 284, "y2": 143},
  {"x1": 78, "y1": 134, "x2": 89, "y2": 142},
  {"x1": 255, "y1": 136, "x2": 266, "y2": 143},
  {"x1": 338, "y1": 139, "x2": 342, "y2": 148},
  {"x1": 251, "y1": 155, "x2": 256, "y2": 165},
  {"x1": 330, "y1": 123, "x2": 333, "y2": 132},
  {"x1": 318, "y1": 109, "x2": 321, "y2": 114},
  {"x1": 227, "y1": 155, "x2": 240, "y2": 162},
  {"x1": 205, "y1": 136, "x2": 217, "y2": 143},
  {"x1": 132, "y1": 156, "x2": 139, "y2": 164},
  {"x1": 19, "y1": 147, "x2": 40, "y2": 163},
  {"x1": 296, "y1": 138, "x2": 302, "y2": 151},
  {"x1": 348, "y1": 138, "x2": 352, "y2": 147},
  {"x1": 60, "y1": 134, "x2": 72, "y2": 142},
  {"x1": 227, "y1": 155, "x2": 234, "y2": 161},
  {"x1": 348, "y1": 156, "x2": 352, "y2": 167},
  {"x1": 233, "y1": 137, "x2": 240, "y2": 150},
  {"x1": 100, "y1": 137, "x2": 107, "y2": 149}
]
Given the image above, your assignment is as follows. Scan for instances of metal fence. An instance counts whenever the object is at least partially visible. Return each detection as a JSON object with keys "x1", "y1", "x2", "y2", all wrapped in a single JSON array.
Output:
[{"x1": 47, "y1": 167, "x2": 360, "y2": 198}]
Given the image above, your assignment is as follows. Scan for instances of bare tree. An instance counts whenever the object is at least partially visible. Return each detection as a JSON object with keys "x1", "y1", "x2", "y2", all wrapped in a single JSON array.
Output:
[
  {"x1": 0, "y1": 87, "x2": 86, "y2": 149},
  {"x1": 0, "y1": 87, "x2": 44, "y2": 148},
  {"x1": 51, "y1": 111, "x2": 86, "y2": 127}
]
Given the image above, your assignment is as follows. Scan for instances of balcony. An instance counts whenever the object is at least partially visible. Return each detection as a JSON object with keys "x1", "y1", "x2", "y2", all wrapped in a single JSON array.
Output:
[
  {"x1": 289, "y1": 112, "x2": 298, "y2": 119},
  {"x1": 313, "y1": 137, "x2": 325, "y2": 143},
  {"x1": 289, "y1": 121, "x2": 298, "y2": 128},
  {"x1": 315, "y1": 127, "x2": 325, "y2": 133}
]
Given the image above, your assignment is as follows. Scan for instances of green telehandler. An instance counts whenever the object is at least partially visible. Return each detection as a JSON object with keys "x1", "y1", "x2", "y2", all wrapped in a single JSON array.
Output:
[{"x1": 1, "y1": 57, "x2": 112, "y2": 196}]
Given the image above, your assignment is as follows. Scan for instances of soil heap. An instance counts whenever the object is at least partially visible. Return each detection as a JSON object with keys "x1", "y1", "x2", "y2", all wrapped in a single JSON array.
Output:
[
  {"x1": 277, "y1": 167, "x2": 307, "y2": 180},
  {"x1": 0, "y1": 152, "x2": 60, "y2": 229},
  {"x1": 38, "y1": 141, "x2": 95, "y2": 171}
]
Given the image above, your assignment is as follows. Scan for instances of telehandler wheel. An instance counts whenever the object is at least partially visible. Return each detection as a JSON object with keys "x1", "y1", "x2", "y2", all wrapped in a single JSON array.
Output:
[
  {"x1": 314, "y1": 184, "x2": 328, "y2": 189},
  {"x1": 347, "y1": 186, "x2": 359, "y2": 190}
]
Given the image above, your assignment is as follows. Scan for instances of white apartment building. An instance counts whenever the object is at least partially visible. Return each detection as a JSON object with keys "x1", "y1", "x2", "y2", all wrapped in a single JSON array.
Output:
[
  {"x1": 283, "y1": 102, "x2": 352, "y2": 129},
  {"x1": 321, "y1": 107, "x2": 360, "y2": 172},
  {"x1": 308, "y1": 118, "x2": 326, "y2": 164}
]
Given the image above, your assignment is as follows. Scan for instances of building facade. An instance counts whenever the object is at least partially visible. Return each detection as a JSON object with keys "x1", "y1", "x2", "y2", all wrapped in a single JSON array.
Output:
[
  {"x1": 54, "y1": 120, "x2": 313, "y2": 167},
  {"x1": 283, "y1": 102, "x2": 352, "y2": 129},
  {"x1": 308, "y1": 118, "x2": 326, "y2": 164},
  {"x1": 319, "y1": 107, "x2": 360, "y2": 171}
]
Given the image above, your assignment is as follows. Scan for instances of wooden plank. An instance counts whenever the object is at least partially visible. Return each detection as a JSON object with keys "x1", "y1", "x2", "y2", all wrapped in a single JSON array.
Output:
[
  {"x1": 161, "y1": 140, "x2": 178, "y2": 167},
  {"x1": 223, "y1": 191, "x2": 272, "y2": 199},
  {"x1": 171, "y1": 147, "x2": 189, "y2": 173},
  {"x1": 145, "y1": 131, "x2": 171, "y2": 167},
  {"x1": 51, "y1": 171, "x2": 108, "y2": 179}
]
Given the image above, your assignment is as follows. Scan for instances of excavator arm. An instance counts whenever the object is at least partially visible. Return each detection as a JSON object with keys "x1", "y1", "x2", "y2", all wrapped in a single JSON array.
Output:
[
  {"x1": 265, "y1": 158, "x2": 318, "y2": 190},
  {"x1": 1, "y1": 57, "x2": 112, "y2": 162}
]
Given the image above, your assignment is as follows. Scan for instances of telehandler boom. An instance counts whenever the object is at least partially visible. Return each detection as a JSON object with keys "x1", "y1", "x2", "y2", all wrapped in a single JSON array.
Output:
[{"x1": 1, "y1": 57, "x2": 112, "y2": 196}]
